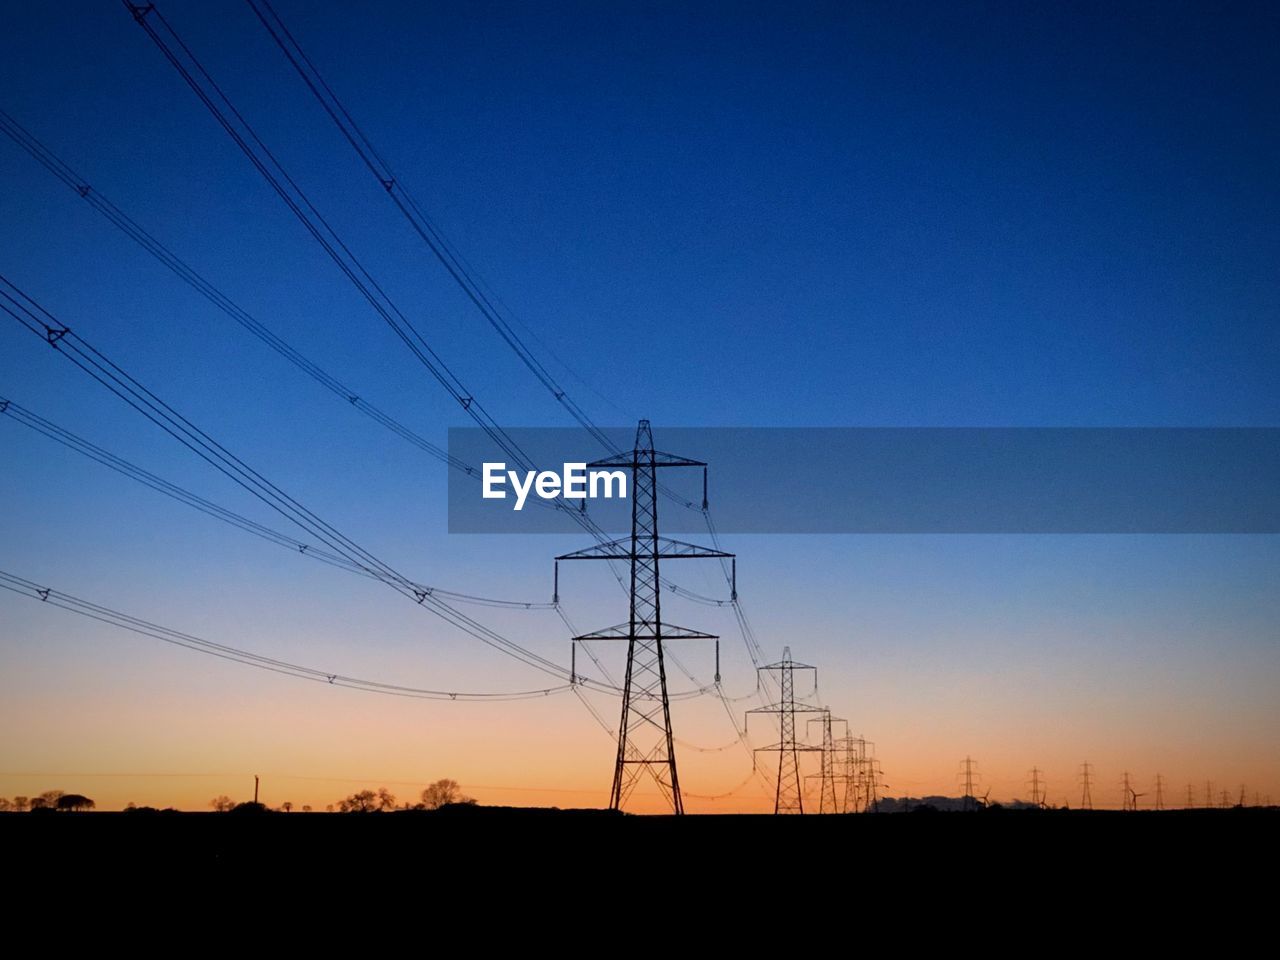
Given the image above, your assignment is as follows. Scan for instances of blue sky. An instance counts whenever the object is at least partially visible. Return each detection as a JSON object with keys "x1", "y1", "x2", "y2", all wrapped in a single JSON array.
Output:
[{"x1": 1, "y1": 1, "x2": 1277, "y2": 809}]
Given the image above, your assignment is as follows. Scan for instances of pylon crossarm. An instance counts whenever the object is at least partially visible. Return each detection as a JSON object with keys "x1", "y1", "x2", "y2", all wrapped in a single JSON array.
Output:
[
  {"x1": 572, "y1": 622, "x2": 718, "y2": 641},
  {"x1": 557, "y1": 536, "x2": 733, "y2": 561},
  {"x1": 586, "y1": 450, "x2": 706, "y2": 469},
  {"x1": 745, "y1": 704, "x2": 827, "y2": 715}
]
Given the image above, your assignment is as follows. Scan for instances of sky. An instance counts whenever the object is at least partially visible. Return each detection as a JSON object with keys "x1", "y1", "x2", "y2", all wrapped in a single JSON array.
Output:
[{"x1": 1, "y1": 0, "x2": 1277, "y2": 813}]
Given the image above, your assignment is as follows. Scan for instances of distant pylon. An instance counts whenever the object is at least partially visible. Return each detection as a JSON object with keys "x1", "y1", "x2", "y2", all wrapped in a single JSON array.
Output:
[
  {"x1": 1238, "y1": 784, "x2": 1247, "y2": 807},
  {"x1": 1204, "y1": 780, "x2": 1213, "y2": 807},
  {"x1": 805, "y1": 710, "x2": 845, "y2": 813},
  {"x1": 959, "y1": 756, "x2": 981, "y2": 811},
  {"x1": 555, "y1": 420, "x2": 731, "y2": 814},
  {"x1": 835, "y1": 735, "x2": 874, "y2": 813},
  {"x1": 745, "y1": 648, "x2": 824, "y2": 814},
  {"x1": 1080, "y1": 762, "x2": 1094, "y2": 810},
  {"x1": 1186, "y1": 783, "x2": 1195, "y2": 809},
  {"x1": 862, "y1": 755, "x2": 883, "y2": 812},
  {"x1": 1027, "y1": 767, "x2": 1045, "y2": 808},
  {"x1": 1154, "y1": 773, "x2": 1164, "y2": 811}
]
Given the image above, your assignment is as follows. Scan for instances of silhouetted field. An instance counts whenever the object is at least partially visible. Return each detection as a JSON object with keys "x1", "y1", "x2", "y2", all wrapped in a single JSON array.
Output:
[{"x1": 5, "y1": 806, "x2": 1276, "y2": 873}]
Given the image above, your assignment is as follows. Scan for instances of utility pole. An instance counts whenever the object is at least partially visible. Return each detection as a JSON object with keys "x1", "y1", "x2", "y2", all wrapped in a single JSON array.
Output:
[
  {"x1": 1154, "y1": 773, "x2": 1164, "y2": 811},
  {"x1": 555, "y1": 420, "x2": 731, "y2": 814},
  {"x1": 1027, "y1": 767, "x2": 1045, "y2": 808},
  {"x1": 805, "y1": 711, "x2": 845, "y2": 813},
  {"x1": 254, "y1": 774, "x2": 259, "y2": 805},
  {"x1": 745, "y1": 647, "x2": 824, "y2": 814},
  {"x1": 1080, "y1": 762, "x2": 1094, "y2": 810}
]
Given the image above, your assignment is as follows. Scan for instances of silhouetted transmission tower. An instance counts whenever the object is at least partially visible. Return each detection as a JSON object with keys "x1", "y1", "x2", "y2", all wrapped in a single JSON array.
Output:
[
  {"x1": 805, "y1": 710, "x2": 845, "y2": 813},
  {"x1": 746, "y1": 647, "x2": 824, "y2": 814},
  {"x1": 555, "y1": 420, "x2": 731, "y2": 814}
]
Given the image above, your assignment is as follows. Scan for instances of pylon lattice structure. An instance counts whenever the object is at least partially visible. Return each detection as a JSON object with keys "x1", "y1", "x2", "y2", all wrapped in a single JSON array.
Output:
[
  {"x1": 960, "y1": 756, "x2": 981, "y2": 810},
  {"x1": 1027, "y1": 767, "x2": 1045, "y2": 808},
  {"x1": 805, "y1": 710, "x2": 846, "y2": 813},
  {"x1": 862, "y1": 755, "x2": 883, "y2": 811},
  {"x1": 835, "y1": 734, "x2": 873, "y2": 813},
  {"x1": 555, "y1": 420, "x2": 731, "y2": 814},
  {"x1": 1080, "y1": 762, "x2": 1094, "y2": 810},
  {"x1": 745, "y1": 647, "x2": 824, "y2": 814}
]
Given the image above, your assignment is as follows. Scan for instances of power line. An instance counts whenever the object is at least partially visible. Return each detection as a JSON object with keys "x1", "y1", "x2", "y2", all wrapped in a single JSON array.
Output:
[
  {"x1": 1, "y1": 274, "x2": 578, "y2": 683},
  {"x1": 123, "y1": 1, "x2": 543, "y2": 480},
  {"x1": 244, "y1": 0, "x2": 620, "y2": 456},
  {"x1": 0, "y1": 569, "x2": 570, "y2": 701},
  {"x1": 0, "y1": 106, "x2": 469, "y2": 474},
  {"x1": 124, "y1": 1, "x2": 776, "y2": 722},
  {"x1": 0, "y1": 395, "x2": 554, "y2": 609}
]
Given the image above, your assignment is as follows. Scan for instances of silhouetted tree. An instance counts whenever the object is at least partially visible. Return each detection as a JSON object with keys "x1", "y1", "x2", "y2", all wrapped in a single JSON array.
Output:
[
  {"x1": 0, "y1": 798, "x2": 11, "y2": 812},
  {"x1": 55, "y1": 794, "x2": 95, "y2": 812},
  {"x1": 336, "y1": 788, "x2": 399, "y2": 812},
  {"x1": 230, "y1": 801, "x2": 269, "y2": 814},
  {"x1": 12, "y1": 796, "x2": 29, "y2": 813},
  {"x1": 301, "y1": 805, "x2": 313, "y2": 813},
  {"x1": 210, "y1": 795, "x2": 235, "y2": 813},
  {"x1": 338, "y1": 790, "x2": 379, "y2": 813},
  {"x1": 281, "y1": 802, "x2": 293, "y2": 813},
  {"x1": 31, "y1": 790, "x2": 64, "y2": 811},
  {"x1": 420, "y1": 779, "x2": 472, "y2": 809}
]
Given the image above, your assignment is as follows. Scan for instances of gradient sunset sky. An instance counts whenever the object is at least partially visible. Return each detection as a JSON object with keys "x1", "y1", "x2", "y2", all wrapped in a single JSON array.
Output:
[{"x1": 2, "y1": 1, "x2": 1277, "y2": 813}]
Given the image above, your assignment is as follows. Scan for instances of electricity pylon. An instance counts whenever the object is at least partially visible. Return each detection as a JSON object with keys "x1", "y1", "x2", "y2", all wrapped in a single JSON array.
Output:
[
  {"x1": 835, "y1": 735, "x2": 871, "y2": 813},
  {"x1": 746, "y1": 647, "x2": 824, "y2": 814},
  {"x1": 960, "y1": 756, "x2": 981, "y2": 811},
  {"x1": 1154, "y1": 774, "x2": 1165, "y2": 811},
  {"x1": 1080, "y1": 762, "x2": 1094, "y2": 810},
  {"x1": 1027, "y1": 767, "x2": 1046, "y2": 808},
  {"x1": 805, "y1": 710, "x2": 845, "y2": 813},
  {"x1": 556, "y1": 420, "x2": 731, "y2": 814},
  {"x1": 862, "y1": 755, "x2": 883, "y2": 811}
]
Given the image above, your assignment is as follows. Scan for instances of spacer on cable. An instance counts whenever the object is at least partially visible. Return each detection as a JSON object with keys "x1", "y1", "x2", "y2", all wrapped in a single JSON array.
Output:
[
  {"x1": 414, "y1": 590, "x2": 428, "y2": 603},
  {"x1": 46, "y1": 327, "x2": 68, "y2": 346},
  {"x1": 459, "y1": 396, "x2": 472, "y2": 409},
  {"x1": 0, "y1": 400, "x2": 8, "y2": 414},
  {"x1": 37, "y1": 588, "x2": 50, "y2": 601}
]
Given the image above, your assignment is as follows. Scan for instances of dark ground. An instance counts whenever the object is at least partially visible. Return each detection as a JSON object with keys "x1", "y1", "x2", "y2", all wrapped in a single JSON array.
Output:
[{"x1": 6, "y1": 806, "x2": 1276, "y2": 872}]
